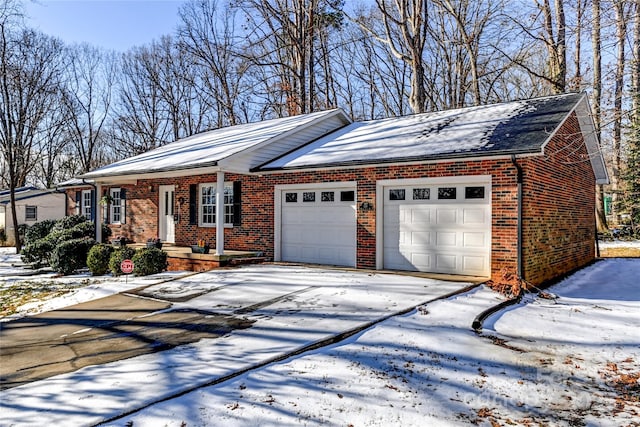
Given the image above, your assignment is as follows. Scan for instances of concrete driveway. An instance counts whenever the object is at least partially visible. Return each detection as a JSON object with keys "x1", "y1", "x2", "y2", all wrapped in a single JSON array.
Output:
[{"x1": 0, "y1": 264, "x2": 480, "y2": 427}]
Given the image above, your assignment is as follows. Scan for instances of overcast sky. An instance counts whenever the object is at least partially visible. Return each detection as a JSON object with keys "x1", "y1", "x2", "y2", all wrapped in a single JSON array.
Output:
[{"x1": 24, "y1": 0, "x2": 186, "y2": 52}]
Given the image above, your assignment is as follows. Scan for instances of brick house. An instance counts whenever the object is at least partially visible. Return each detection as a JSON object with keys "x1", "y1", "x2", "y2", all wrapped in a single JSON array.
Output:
[{"x1": 64, "y1": 93, "x2": 608, "y2": 286}]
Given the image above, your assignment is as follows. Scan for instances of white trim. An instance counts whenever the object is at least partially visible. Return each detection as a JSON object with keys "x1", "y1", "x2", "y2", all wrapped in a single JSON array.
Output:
[
  {"x1": 198, "y1": 181, "x2": 235, "y2": 228},
  {"x1": 376, "y1": 175, "x2": 492, "y2": 272},
  {"x1": 109, "y1": 187, "x2": 122, "y2": 224},
  {"x1": 273, "y1": 181, "x2": 357, "y2": 263},
  {"x1": 215, "y1": 171, "x2": 225, "y2": 256}
]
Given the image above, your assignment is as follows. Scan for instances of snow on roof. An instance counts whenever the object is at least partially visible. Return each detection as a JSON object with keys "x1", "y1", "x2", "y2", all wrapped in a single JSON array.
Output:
[
  {"x1": 261, "y1": 93, "x2": 583, "y2": 170},
  {"x1": 81, "y1": 109, "x2": 342, "y2": 179}
]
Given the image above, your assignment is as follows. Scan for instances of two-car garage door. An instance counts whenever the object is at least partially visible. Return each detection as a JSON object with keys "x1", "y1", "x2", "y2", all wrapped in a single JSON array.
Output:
[{"x1": 276, "y1": 177, "x2": 491, "y2": 276}]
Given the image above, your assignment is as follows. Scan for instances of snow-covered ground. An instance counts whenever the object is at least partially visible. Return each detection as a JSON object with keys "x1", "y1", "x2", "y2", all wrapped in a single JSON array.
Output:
[{"x1": 1, "y1": 246, "x2": 639, "y2": 427}]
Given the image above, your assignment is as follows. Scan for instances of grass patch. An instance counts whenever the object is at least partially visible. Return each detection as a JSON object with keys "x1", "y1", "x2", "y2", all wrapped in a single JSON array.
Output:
[
  {"x1": 0, "y1": 280, "x2": 87, "y2": 317},
  {"x1": 600, "y1": 247, "x2": 640, "y2": 258}
]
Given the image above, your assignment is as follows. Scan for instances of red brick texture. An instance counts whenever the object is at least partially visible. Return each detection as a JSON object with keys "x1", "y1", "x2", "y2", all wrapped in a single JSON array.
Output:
[
  {"x1": 64, "y1": 112, "x2": 596, "y2": 286},
  {"x1": 518, "y1": 112, "x2": 596, "y2": 285}
]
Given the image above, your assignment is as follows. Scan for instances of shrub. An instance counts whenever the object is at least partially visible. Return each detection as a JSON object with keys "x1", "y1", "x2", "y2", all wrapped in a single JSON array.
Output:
[
  {"x1": 108, "y1": 246, "x2": 136, "y2": 276},
  {"x1": 132, "y1": 248, "x2": 168, "y2": 276},
  {"x1": 24, "y1": 219, "x2": 56, "y2": 245},
  {"x1": 53, "y1": 214, "x2": 88, "y2": 232},
  {"x1": 0, "y1": 228, "x2": 6, "y2": 245},
  {"x1": 50, "y1": 237, "x2": 96, "y2": 275},
  {"x1": 87, "y1": 244, "x2": 115, "y2": 276},
  {"x1": 21, "y1": 237, "x2": 57, "y2": 268}
]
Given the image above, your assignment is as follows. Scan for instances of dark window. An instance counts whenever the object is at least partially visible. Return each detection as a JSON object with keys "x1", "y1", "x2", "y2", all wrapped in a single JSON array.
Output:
[
  {"x1": 389, "y1": 189, "x2": 405, "y2": 201},
  {"x1": 340, "y1": 190, "x2": 355, "y2": 202},
  {"x1": 25, "y1": 206, "x2": 37, "y2": 221},
  {"x1": 438, "y1": 187, "x2": 457, "y2": 199},
  {"x1": 413, "y1": 188, "x2": 430, "y2": 200},
  {"x1": 465, "y1": 186, "x2": 485, "y2": 199},
  {"x1": 303, "y1": 192, "x2": 315, "y2": 202},
  {"x1": 285, "y1": 193, "x2": 297, "y2": 203},
  {"x1": 321, "y1": 191, "x2": 334, "y2": 202}
]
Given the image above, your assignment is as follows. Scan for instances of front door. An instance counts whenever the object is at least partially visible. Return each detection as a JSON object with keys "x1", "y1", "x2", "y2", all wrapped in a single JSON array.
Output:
[{"x1": 159, "y1": 185, "x2": 175, "y2": 243}]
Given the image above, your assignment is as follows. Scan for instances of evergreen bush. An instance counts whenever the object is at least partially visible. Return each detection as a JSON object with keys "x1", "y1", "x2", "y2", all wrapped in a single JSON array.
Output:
[
  {"x1": 87, "y1": 244, "x2": 115, "y2": 276},
  {"x1": 131, "y1": 248, "x2": 168, "y2": 276},
  {"x1": 23, "y1": 219, "x2": 56, "y2": 245},
  {"x1": 50, "y1": 237, "x2": 96, "y2": 275},
  {"x1": 108, "y1": 246, "x2": 136, "y2": 276}
]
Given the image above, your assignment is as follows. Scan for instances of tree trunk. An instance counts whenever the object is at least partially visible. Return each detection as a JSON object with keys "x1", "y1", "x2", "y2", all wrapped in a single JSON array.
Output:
[{"x1": 592, "y1": 0, "x2": 608, "y2": 232}]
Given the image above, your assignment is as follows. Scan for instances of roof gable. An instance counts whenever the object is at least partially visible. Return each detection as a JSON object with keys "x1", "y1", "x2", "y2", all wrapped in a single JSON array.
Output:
[{"x1": 81, "y1": 109, "x2": 350, "y2": 180}]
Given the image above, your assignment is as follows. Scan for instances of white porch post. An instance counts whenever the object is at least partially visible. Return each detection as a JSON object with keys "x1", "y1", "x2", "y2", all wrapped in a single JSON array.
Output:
[
  {"x1": 95, "y1": 182, "x2": 103, "y2": 243},
  {"x1": 215, "y1": 171, "x2": 225, "y2": 256}
]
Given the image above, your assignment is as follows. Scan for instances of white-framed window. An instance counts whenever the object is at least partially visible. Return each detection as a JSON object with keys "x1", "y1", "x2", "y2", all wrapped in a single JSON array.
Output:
[
  {"x1": 82, "y1": 190, "x2": 92, "y2": 219},
  {"x1": 110, "y1": 188, "x2": 122, "y2": 224},
  {"x1": 199, "y1": 182, "x2": 234, "y2": 227},
  {"x1": 25, "y1": 205, "x2": 37, "y2": 221}
]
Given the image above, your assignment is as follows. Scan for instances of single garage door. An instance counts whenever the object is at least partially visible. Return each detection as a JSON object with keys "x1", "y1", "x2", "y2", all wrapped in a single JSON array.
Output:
[
  {"x1": 382, "y1": 179, "x2": 491, "y2": 276},
  {"x1": 279, "y1": 185, "x2": 357, "y2": 267}
]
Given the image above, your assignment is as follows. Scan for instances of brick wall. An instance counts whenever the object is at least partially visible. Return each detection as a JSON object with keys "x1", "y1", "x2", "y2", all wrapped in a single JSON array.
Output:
[
  {"x1": 519, "y1": 112, "x2": 596, "y2": 285},
  {"x1": 63, "y1": 113, "x2": 596, "y2": 286}
]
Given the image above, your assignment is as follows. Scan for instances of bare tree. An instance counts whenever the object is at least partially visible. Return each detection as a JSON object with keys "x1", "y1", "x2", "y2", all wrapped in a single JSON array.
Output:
[
  {"x1": 353, "y1": 0, "x2": 428, "y2": 113},
  {"x1": 591, "y1": 0, "x2": 608, "y2": 231},
  {"x1": 63, "y1": 43, "x2": 116, "y2": 173},
  {"x1": 242, "y1": 0, "x2": 344, "y2": 116},
  {"x1": 610, "y1": 0, "x2": 630, "y2": 221},
  {"x1": 115, "y1": 45, "x2": 172, "y2": 154},
  {"x1": 179, "y1": 0, "x2": 248, "y2": 126},
  {"x1": 0, "y1": 3, "x2": 65, "y2": 250}
]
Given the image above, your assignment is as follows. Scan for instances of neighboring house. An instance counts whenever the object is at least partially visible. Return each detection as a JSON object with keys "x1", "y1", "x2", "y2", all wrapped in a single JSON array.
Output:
[
  {"x1": 0, "y1": 186, "x2": 66, "y2": 245},
  {"x1": 63, "y1": 93, "x2": 608, "y2": 286}
]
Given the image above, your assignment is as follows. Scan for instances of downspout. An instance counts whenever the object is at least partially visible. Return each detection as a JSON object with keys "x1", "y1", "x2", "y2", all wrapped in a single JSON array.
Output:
[
  {"x1": 511, "y1": 155, "x2": 523, "y2": 279},
  {"x1": 471, "y1": 156, "x2": 525, "y2": 332}
]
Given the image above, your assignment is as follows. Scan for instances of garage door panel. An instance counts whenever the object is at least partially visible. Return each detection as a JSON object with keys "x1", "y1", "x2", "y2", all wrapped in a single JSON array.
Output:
[
  {"x1": 463, "y1": 232, "x2": 486, "y2": 248},
  {"x1": 411, "y1": 209, "x2": 431, "y2": 224},
  {"x1": 436, "y1": 231, "x2": 457, "y2": 247},
  {"x1": 463, "y1": 208, "x2": 486, "y2": 224},
  {"x1": 435, "y1": 254, "x2": 457, "y2": 270},
  {"x1": 410, "y1": 231, "x2": 431, "y2": 245},
  {"x1": 436, "y1": 209, "x2": 457, "y2": 224}
]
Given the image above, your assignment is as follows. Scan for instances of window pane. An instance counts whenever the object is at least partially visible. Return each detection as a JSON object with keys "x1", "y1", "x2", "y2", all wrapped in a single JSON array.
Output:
[
  {"x1": 110, "y1": 189, "x2": 121, "y2": 223},
  {"x1": 25, "y1": 206, "x2": 37, "y2": 221},
  {"x1": 201, "y1": 184, "x2": 234, "y2": 225},
  {"x1": 465, "y1": 186, "x2": 485, "y2": 199},
  {"x1": 389, "y1": 189, "x2": 405, "y2": 200},
  {"x1": 438, "y1": 187, "x2": 457, "y2": 199},
  {"x1": 321, "y1": 191, "x2": 334, "y2": 202},
  {"x1": 303, "y1": 192, "x2": 315, "y2": 202},
  {"x1": 413, "y1": 188, "x2": 430, "y2": 200},
  {"x1": 285, "y1": 193, "x2": 297, "y2": 203},
  {"x1": 340, "y1": 191, "x2": 355, "y2": 202}
]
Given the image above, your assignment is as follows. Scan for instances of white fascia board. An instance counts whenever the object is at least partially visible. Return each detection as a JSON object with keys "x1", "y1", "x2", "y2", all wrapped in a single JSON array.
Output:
[
  {"x1": 257, "y1": 153, "x2": 542, "y2": 175},
  {"x1": 539, "y1": 93, "x2": 609, "y2": 185},
  {"x1": 219, "y1": 109, "x2": 352, "y2": 172},
  {"x1": 220, "y1": 109, "x2": 351, "y2": 163}
]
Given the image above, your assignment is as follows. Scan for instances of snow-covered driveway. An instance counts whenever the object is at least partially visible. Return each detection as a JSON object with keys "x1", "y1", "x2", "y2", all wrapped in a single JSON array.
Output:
[{"x1": 0, "y1": 264, "x2": 476, "y2": 427}]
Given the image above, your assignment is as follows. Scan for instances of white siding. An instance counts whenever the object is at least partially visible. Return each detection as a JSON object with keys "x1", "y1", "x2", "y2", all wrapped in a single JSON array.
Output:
[
  {"x1": 2, "y1": 193, "x2": 66, "y2": 245},
  {"x1": 220, "y1": 114, "x2": 350, "y2": 172}
]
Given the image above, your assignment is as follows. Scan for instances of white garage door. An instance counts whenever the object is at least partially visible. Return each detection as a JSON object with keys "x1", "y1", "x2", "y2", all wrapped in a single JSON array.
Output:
[
  {"x1": 382, "y1": 179, "x2": 491, "y2": 276},
  {"x1": 279, "y1": 185, "x2": 357, "y2": 267}
]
